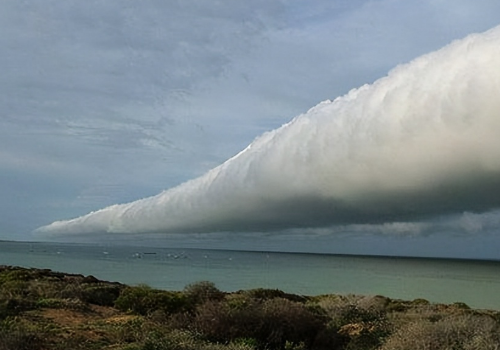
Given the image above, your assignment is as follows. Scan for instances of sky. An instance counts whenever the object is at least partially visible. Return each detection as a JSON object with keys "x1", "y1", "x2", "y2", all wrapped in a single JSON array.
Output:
[{"x1": 2, "y1": 1, "x2": 500, "y2": 259}]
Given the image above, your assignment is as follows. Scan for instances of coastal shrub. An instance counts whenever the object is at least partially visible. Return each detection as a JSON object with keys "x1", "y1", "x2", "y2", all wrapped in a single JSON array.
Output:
[
  {"x1": 244, "y1": 288, "x2": 286, "y2": 300},
  {"x1": 41, "y1": 275, "x2": 124, "y2": 306},
  {"x1": 331, "y1": 304, "x2": 386, "y2": 328},
  {"x1": 284, "y1": 341, "x2": 307, "y2": 350},
  {"x1": 242, "y1": 288, "x2": 307, "y2": 303},
  {"x1": 3, "y1": 265, "x2": 500, "y2": 350},
  {"x1": 355, "y1": 295, "x2": 390, "y2": 313},
  {"x1": 386, "y1": 301, "x2": 473, "y2": 328},
  {"x1": 35, "y1": 298, "x2": 66, "y2": 309},
  {"x1": 0, "y1": 298, "x2": 34, "y2": 318},
  {"x1": 193, "y1": 297, "x2": 324, "y2": 349},
  {"x1": 258, "y1": 297, "x2": 324, "y2": 349},
  {"x1": 183, "y1": 281, "x2": 225, "y2": 307},
  {"x1": 0, "y1": 330, "x2": 42, "y2": 350},
  {"x1": 0, "y1": 301, "x2": 15, "y2": 319},
  {"x1": 452, "y1": 301, "x2": 471, "y2": 310},
  {"x1": 327, "y1": 304, "x2": 390, "y2": 350},
  {"x1": 26, "y1": 280, "x2": 62, "y2": 300},
  {"x1": 311, "y1": 296, "x2": 392, "y2": 350},
  {"x1": 379, "y1": 313, "x2": 500, "y2": 350},
  {"x1": 81, "y1": 284, "x2": 122, "y2": 306},
  {"x1": 315, "y1": 294, "x2": 389, "y2": 318},
  {"x1": 34, "y1": 297, "x2": 88, "y2": 311},
  {"x1": 139, "y1": 329, "x2": 257, "y2": 350},
  {"x1": 110, "y1": 317, "x2": 149, "y2": 344},
  {"x1": 225, "y1": 293, "x2": 258, "y2": 310},
  {"x1": 0, "y1": 266, "x2": 125, "y2": 308},
  {"x1": 0, "y1": 268, "x2": 32, "y2": 283},
  {"x1": 1, "y1": 267, "x2": 66, "y2": 286},
  {"x1": 141, "y1": 330, "x2": 196, "y2": 350},
  {"x1": 193, "y1": 299, "x2": 261, "y2": 342},
  {"x1": 115, "y1": 285, "x2": 188, "y2": 316},
  {"x1": 0, "y1": 319, "x2": 44, "y2": 350},
  {"x1": 0, "y1": 280, "x2": 30, "y2": 300},
  {"x1": 51, "y1": 335, "x2": 100, "y2": 350},
  {"x1": 234, "y1": 337, "x2": 259, "y2": 348},
  {"x1": 411, "y1": 298, "x2": 430, "y2": 306}
]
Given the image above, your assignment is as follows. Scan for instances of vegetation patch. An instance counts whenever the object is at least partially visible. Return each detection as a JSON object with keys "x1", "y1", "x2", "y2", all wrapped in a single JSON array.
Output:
[{"x1": 1, "y1": 265, "x2": 499, "y2": 350}]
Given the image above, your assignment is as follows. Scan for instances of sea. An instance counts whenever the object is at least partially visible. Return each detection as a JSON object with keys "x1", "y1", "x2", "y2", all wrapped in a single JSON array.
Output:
[{"x1": 1, "y1": 240, "x2": 499, "y2": 310}]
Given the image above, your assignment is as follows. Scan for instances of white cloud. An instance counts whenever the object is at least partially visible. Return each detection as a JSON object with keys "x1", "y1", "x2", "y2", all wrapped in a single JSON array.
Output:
[
  {"x1": 36, "y1": 25, "x2": 500, "y2": 236},
  {"x1": 2, "y1": 1, "x2": 500, "y2": 248}
]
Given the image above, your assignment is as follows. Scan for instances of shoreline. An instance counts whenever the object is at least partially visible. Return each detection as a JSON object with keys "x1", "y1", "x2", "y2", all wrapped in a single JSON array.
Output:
[{"x1": 2, "y1": 240, "x2": 500, "y2": 310}]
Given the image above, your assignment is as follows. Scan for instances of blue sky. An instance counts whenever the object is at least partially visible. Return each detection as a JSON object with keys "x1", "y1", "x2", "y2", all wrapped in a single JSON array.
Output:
[{"x1": 2, "y1": 1, "x2": 500, "y2": 258}]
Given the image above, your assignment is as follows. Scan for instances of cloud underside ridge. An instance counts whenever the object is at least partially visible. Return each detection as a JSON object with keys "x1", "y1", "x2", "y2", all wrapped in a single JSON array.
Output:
[{"x1": 36, "y1": 25, "x2": 500, "y2": 236}]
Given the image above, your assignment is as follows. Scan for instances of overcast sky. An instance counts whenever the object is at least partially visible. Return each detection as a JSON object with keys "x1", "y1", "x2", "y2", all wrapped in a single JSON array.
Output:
[{"x1": 2, "y1": 1, "x2": 500, "y2": 258}]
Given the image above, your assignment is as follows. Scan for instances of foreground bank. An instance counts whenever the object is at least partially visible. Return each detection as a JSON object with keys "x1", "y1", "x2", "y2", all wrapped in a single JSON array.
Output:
[{"x1": 1, "y1": 265, "x2": 499, "y2": 350}]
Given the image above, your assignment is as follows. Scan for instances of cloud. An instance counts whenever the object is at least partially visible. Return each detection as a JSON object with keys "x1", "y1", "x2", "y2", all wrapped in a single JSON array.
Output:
[
  {"x1": 0, "y1": 1, "x2": 285, "y2": 142},
  {"x1": 35, "y1": 24, "x2": 500, "y2": 236},
  {"x1": 0, "y1": 1, "x2": 298, "y2": 237}
]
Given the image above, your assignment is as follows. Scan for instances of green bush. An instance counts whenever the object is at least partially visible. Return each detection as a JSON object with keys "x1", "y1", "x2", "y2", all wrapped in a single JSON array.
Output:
[
  {"x1": 319, "y1": 302, "x2": 390, "y2": 350},
  {"x1": 115, "y1": 285, "x2": 188, "y2": 316},
  {"x1": 411, "y1": 298, "x2": 430, "y2": 306},
  {"x1": 0, "y1": 319, "x2": 45, "y2": 350},
  {"x1": 193, "y1": 299, "x2": 261, "y2": 343},
  {"x1": 258, "y1": 297, "x2": 324, "y2": 349},
  {"x1": 3, "y1": 266, "x2": 500, "y2": 350},
  {"x1": 380, "y1": 313, "x2": 500, "y2": 350},
  {"x1": 0, "y1": 266, "x2": 124, "y2": 309},
  {"x1": 244, "y1": 288, "x2": 286, "y2": 300},
  {"x1": 0, "y1": 280, "x2": 30, "y2": 300},
  {"x1": 108, "y1": 317, "x2": 148, "y2": 344},
  {"x1": 81, "y1": 284, "x2": 122, "y2": 306},
  {"x1": 193, "y1": 297, "x2": 324, "y2": 349},
  {"x1": 183, "y1": 281, "x2": 224, "y2": 307},
  {"x1": 452, "y1": 301, "x2": 471, "y2": 310},
  {"x1": 0, "y1": 269, "x2": 32, "y2": 283},
  {"x1": 140, "y1": 329, "x2": 257, "y2": 350},
  {"x1": 242, "y1": 289, "x2": 307, "y2": 303},
  {"x1": 0, "y1": 298, "x2": 34, "y2": 319}
]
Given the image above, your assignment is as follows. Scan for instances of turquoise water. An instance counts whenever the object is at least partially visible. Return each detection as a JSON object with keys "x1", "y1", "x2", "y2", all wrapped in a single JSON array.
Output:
[{"x1": 1, "y1": 240, "x2": 499, "y2": 310}]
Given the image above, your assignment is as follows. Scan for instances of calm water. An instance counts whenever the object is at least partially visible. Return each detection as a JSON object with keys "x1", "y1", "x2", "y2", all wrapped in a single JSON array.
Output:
[{"x1": 1, "y1": 240, "x2": 499, "y2": 310}]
